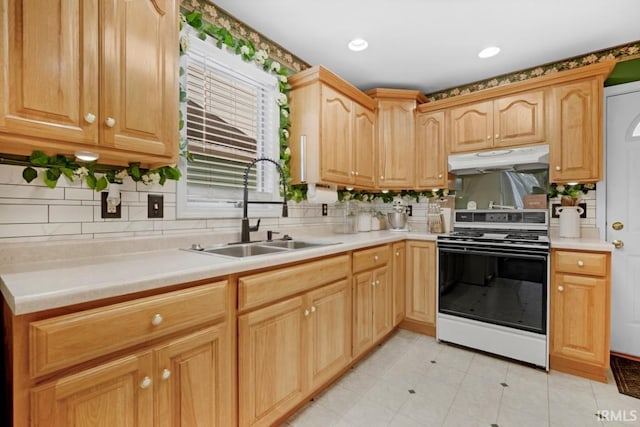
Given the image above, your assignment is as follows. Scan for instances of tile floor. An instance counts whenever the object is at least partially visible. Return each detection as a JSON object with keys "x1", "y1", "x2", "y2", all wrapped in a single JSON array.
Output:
[{"x1": 284, "y1": 330, "x2": 640, "y2": 426}]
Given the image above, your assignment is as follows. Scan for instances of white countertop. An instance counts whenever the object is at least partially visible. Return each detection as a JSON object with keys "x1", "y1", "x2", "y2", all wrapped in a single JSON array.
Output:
[{"x1": 0, "y1": 230, "x2": 613, "y2": 316}]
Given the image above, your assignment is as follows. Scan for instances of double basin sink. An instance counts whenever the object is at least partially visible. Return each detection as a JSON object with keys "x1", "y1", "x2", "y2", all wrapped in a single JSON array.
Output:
[{"x1": 186, "y1": 239, "x2": 339, "y2": 258}]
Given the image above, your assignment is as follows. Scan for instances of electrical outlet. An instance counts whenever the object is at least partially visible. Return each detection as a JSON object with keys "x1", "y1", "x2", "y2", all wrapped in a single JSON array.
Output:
[
  {"x1": 322, "y1": 203, "x2": 328, "y2": 216},
  {"x1": 407, "y1": 205, "x2": 413, "y2": 216},
  {"x1": 148, "y1": 194, "x2": 164, "y2": 218},
  {"x1": 101, "y1": 192, "x2": 121, "y2": 219}
]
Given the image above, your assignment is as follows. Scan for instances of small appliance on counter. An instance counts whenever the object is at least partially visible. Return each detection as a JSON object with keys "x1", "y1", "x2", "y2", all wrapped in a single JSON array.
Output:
[{"x1": 387, "y1": 199, "x2": 408, "y2": 231}]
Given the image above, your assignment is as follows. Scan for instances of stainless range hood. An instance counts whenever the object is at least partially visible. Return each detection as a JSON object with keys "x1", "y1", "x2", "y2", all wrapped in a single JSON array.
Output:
[{"x1": 448, "y1": 144, "x2": 549, "y2": 175}]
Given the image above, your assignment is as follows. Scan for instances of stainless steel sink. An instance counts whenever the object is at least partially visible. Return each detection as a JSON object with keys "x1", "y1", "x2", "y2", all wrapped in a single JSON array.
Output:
[
  {"x1": 261, "y1": 240, "x2": 331, "y2": 249},
  {"x1": 186, "y1": 240, "x2": 339, "y2": 258}
]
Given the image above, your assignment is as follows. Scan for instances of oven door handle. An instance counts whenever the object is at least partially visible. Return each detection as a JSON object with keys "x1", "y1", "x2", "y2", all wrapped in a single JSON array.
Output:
[{"x1": 438, "y1": 246, "x2": 548, "y2": 261}]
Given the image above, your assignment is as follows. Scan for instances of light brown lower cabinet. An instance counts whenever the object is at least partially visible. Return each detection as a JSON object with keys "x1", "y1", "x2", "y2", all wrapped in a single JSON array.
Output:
[
  {"x1": 5, "y1": 281, "x2": 234, "y2": 427},
  {"x1": 550, "y1": 249, "x2": 611, "y2": 382},
  {"x1": 401, "y1": 240, "x2": 437, "y2": 336},
  {"x1": 238, "y1": 279, "x2": 351, "y2": 427},
  {"x1": 392, "y1": 242, "x2": 406, "y2": 326}
]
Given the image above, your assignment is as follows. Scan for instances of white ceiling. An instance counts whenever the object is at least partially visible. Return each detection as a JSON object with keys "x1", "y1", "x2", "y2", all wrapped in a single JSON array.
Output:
[{"x1": 210, "y1": 0, "x2": 640, "y2": 95}]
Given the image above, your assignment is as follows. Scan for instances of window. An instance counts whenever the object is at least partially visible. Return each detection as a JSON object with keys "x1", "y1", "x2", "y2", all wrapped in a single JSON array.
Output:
[{"x1": 177, "y1": 32, "x2": 280, "y2": 218}]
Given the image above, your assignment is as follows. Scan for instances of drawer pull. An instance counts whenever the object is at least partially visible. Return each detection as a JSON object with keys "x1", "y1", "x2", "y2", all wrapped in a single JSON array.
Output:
[
  {"x1": 161, "y1": 369, "x2": 171, "y2": 381},
  {"x1": 577, "y1": 260, "x2": 584, "y2": 267},
  {"x1": 140, "y1": 376, "x2": 152, "y2": 389},
  {"x1": 374, "y1": 255, "x2": 379, "y2": 261},
  {"x1": 558, "y1": 285, "x2": 564, "y2": 292},
  {"x1": 151, "y1": 313, "x2": 163, "y2": 326}
]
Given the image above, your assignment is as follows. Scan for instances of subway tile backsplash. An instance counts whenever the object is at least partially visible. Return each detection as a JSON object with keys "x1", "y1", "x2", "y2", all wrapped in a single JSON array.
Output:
[{"x1": 0, "y1": 164, "x2": 598, "y2": 243}]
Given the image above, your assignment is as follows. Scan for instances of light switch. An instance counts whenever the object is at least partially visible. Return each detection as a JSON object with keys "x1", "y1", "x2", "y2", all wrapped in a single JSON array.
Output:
[{"x1": 148, "y1": 194, "x2": 163, "y2": 218}]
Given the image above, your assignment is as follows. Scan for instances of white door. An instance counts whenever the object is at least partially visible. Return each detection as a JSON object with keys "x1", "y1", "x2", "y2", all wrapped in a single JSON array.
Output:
[{"x1": 605, "y1": 81, "x2": 640, "y2": 357}]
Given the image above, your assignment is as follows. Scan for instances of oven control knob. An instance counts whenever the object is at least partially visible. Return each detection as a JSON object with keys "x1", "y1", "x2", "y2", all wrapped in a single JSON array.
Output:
[{"x1": 558, "y1": 285, "x2": 564, "y2": 292}]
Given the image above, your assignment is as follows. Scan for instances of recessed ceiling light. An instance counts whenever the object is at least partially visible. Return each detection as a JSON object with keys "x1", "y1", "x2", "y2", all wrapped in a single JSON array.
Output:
[
  {"x1": 348, "y1": 38, "x2": 368, "y2": 52},
  {"x1": 478, "y1": 46, "x2": 501, "y2": 59}
]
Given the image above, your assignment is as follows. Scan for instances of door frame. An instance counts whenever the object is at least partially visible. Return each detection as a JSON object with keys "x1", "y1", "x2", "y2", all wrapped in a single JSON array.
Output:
[{"x1": 598, "y1": 80, "x2": 640, "y2": 240}]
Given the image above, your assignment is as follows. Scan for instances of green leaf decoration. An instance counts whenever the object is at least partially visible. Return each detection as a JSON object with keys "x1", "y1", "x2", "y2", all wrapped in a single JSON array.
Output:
[
  {"x1": 95, "y1": 176, "x2": 108, "y2": 192},
  {"x1": 30, "y1": 151, "x2": 49, "y2": 167},
  {"x1": 85, "y1": 174, "x2": 97, "y2": 189},
  {"x1": 41, "y1": 170, "x2": 59, "y2": 189},
  {"x1": 61, "y1": 167, "x2": 74, "y2": 180},
  {"x1": 22, "y1": 167, "x2": 38, "y2": 183}
]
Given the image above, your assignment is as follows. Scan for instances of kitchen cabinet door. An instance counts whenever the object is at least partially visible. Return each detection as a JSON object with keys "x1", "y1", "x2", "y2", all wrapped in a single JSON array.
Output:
[
  {"x1": 352, "y1": 271, "x2": 374, "y2": 357},
  {"x1": 405, "y1": 241, "x2": 437, "y2": 333},
  {"x1": 493, "y1": 90, "x2": 545, "y2": 148},
  {"x1": 353, "y1": 104, "x2": 376, "y2": 188},
  {"x1": 321, "y1": 86, "x2": 354, "y2": 183},
  {"x1": 307, "y1": 280, "x2": 351, "y2": 390},
  {"x1": 372, "y1": 266, "x2": 393, "y2": 342},
  {"x1": 549, "y1": 78, "x2": 602, "y2": 183},
  {"x1": 551, "y1": 273, "x2": 608, "y2": 366},
  {"x1": 415, "y1": 111, "x2": 448, "y2": 189},
  {"x1": 155, "y1": 325, "x2": 232, "y2": 427},
  {"x1": 392, "y1": 242, "x2": 406, "y2": 326},
  {"x1": 0, "y1": 0, "x2": 99, "y2": 147},
  {"x1": 31, "y1": 352, "x2": 154, "y2": 427},
  {"x1": 376, "y1": 99, "x2": 416, "y2": 188},
  {"x1": 101, "y1": 0, "x2": 178, "y2": 158},
  {"x1": 449, "y1": 100, "x2": 493, "y2": 153},
  {"x1": 238, "y1": 297, "x2": 306, "y2": 427}
]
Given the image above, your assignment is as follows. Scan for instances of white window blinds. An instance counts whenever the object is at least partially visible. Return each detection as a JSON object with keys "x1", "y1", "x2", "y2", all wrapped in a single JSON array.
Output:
[{"x1": 178, "y1": 33, "x2": 279, "y2": 218}]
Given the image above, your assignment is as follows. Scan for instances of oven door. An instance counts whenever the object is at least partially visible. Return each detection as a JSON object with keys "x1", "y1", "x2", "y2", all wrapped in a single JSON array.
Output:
[{"x1": 438, "y1": 242, "x2": 548, "y2": 335}]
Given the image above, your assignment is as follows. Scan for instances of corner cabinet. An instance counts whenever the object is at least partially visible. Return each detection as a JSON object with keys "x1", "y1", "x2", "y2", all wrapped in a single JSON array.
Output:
[
  {"x1": 550, "y1": 249, "x2": 611, "y2": 382},
  {"x1": 366, "y1": 89, "x2": 427, "y2": 190},
  {"x1": 415, "y1": 110, "x2": 448, "y2": 189},
  {"x1": 8, "y1": 281, "x2": 233, "y2": 427},
  {"x1": 401, "y1": 240, "x2": 437, "y2": 336},
  {"x1": 549, "y1": 77, "x2": 606, "y2": 183},
  {"x1": 289, "y1": 66, "x2": 377, "y2": 189},
  {"x1": 0, "y1": 0, "x2": 179, "y2": 166},
  {"x1": 448, "y1": 90, "x2": 546, "y2": 153}
]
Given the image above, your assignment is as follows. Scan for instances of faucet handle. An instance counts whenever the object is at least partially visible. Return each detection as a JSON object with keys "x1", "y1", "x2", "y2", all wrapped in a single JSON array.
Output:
[
  {"x1": 267, "y1": 230, "x2": 280, "y2": 241},
  {"x1": 249, "y1": 218, "x2": 261, "y2": 232}
]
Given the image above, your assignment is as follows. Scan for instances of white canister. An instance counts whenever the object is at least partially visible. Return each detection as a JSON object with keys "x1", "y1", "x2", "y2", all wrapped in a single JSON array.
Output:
[
  {"x1": 557, "y1": 206, "x2": 584, "y2": 238},
  {"x1": 357, "y1": 211, "x2": 372, "y2": 232}
]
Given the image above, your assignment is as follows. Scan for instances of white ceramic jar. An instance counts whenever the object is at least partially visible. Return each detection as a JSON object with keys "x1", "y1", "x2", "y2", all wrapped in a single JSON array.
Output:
[{"x1": 557, "y1": 206, "x2": 584, "y2": 238}]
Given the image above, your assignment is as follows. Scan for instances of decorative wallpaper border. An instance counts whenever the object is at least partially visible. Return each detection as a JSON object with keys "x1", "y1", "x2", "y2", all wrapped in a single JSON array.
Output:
[
  {"x1": 427, "y1": 41, "x2": 640, "y2": 101},
  {"x1": 181, "y1": 0, "x2": 310, "y2": 73}
]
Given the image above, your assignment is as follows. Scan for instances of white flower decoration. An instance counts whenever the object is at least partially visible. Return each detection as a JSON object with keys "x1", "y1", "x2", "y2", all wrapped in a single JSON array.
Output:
[
  {"x1": 277, "y1": 92, "x2": 288, "y2": 106},
  {"x1": 255, "y1": 49, "x2": 268, "y2": 65},
  {"x1": 281, "y1": 109, "x2": 289, "y2": 118},
  {"x1": 282, "y1": 129, "x2": 289, "y2": 139},
  {"x1": 142, "y1": 172, "x2": 161, "y2": 186},
  {"x1": 279, "y1": 75, "x2": 288, "y2": 83},
  {"x1": 556, "y1": 185, "x2": 565, "y2": 193},
  {"x1": 270, "y1": 61, "x2": 281, "y2": 72},
  {"x1": 73, "y1": 166, "x2": 89, "y2": 180},
  {"x1": 240, "y1": 45, "x2": 250, "y2": 55},
  {"x1": 284, "y1": 147, "x2": 291, "y2": 156},
  {"x1": 179, "y1": 35, "x2": 189, "y2": 52},
  {"x1": 114, "y1": 169, "x2": 128, "y2": 182}
]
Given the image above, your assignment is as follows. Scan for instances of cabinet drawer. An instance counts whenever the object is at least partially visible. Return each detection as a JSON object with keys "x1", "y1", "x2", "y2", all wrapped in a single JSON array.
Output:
[
  {"x1": 554, "y1": 251, "x2": 608, "y2": 276},
  {"x1": 239, "y1": 254, "x2": 350, "y2": 312},
  {"x1": 353, "y1": 245, "x2": 390, "y2": 273},
  {"x1": 30, "y1": 281, "x2": 227, "y2": 378}
]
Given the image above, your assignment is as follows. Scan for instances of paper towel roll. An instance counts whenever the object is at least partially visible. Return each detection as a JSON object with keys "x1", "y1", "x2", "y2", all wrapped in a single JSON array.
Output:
[{"x1": 306, "y1": 183, "x2": 338, "y2": 204}]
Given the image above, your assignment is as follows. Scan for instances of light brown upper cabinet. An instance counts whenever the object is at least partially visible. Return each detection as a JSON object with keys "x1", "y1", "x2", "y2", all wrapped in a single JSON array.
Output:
[
  {"x1": 367, "y1": 89, "x2": 427, "y2": 190},
  {"x1": 449, "y1": 90, "x2": 546, "y2": 153},
  {"x1": 289, "y1": 66, "x2": 377, "y2": 189},
  {"x1": 549, "y1": 77, "x2": 605, "y2": 183},
  {"x1": 0, "y1": 0, "x2": 179, "y2": 166},
  {"x1": 415, "y1": 110, "x2": 448, "y2": 189}
]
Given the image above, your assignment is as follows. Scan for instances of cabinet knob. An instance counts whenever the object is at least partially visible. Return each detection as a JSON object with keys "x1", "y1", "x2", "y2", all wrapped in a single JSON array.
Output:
[
  {"x1": 376, "y1": 280, "x2": 380, "y2": 285},
  {"x1": 577, "y1": 260, "x2": 584, "y2": 267},
  {"x1": 311, "y1": 305, "x2": 316, "y2": 313},
  {"x1": 351, "y1": 171, "x2": 355, "y2": 176},
  {"x1": 380, "y1": 176, "x2": 384, "y2": 180},
  {"x1": 140, "y1": 376, "x2": 152, "y2": 389},
  {"x1": 374, "y1": 255, "x2": 379, "y2": 261},
  {"x1": 487, "y1": 135, "x2": 491, "y2": 140},
  {"x1": 438, "y1": 174, "x2": 443, "y2": 178},
  {"x1": 161, "y1": 369, "x2": 171, "y2": 381},
  {"x1": 304, "y1": 309, "x2": 310, "y2": 317},
  {"x1": 396, "y1": 251, "x2": 400, "y2": 256},
  {"x1": 355, "y1": 171, "x2": 359, "y2": 176},
  {"x1": 495, "y1": 134, "x2": 500, "y2": 139},
  {"x1": 151, "y1": 313, "x2": 163, "y2": 326},
  {"x1": 105, "y1": 117, "x2": 116, "y2": 128},
  {"x1": 371, "y1": 281, "x2": 375, "y2": 287},
  {"x1": 84, "y1": 113, "x2": 96, "y2": 124},
  {"x1": 555, "y1": 166, "x2": 561, "y2": 171},
  {"x1": 558, "y1": 285, "x2": 564, "y2": 292}
]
